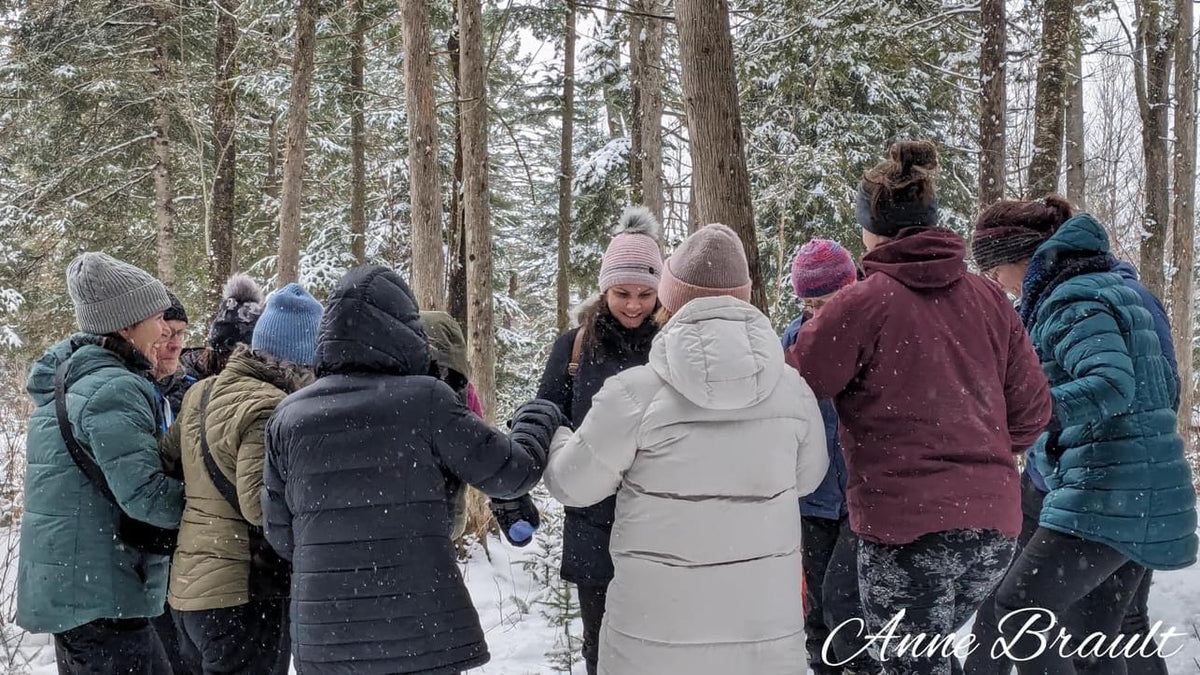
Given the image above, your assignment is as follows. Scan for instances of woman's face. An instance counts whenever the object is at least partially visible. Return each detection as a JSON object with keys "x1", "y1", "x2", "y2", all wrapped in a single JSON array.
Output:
[
  {"x1": 985, "y1": 261, "x2": 1030, "y2": 299},
  {"x1": 605, "y1": 285, "x2": 658, "y2": 329},
  {"x1": 119, "y1": 313, "x2": 167, "y2": 367}
]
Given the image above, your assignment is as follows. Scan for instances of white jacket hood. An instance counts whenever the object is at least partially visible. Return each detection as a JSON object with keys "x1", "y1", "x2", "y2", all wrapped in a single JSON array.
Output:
[{"x1": 649, "y1": 295, "x2": 785, "y2": 410}]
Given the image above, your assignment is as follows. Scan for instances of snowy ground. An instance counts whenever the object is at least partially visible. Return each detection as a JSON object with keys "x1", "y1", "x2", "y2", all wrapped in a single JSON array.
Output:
[{"x1": 3, "y1": 527, "x2": 1199, "y2": 674}]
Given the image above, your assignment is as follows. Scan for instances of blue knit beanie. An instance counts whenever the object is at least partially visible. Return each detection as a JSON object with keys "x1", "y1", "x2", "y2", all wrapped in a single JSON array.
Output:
[{"x1": 252, "y1": 284, "x2": 324, "y2": 365}]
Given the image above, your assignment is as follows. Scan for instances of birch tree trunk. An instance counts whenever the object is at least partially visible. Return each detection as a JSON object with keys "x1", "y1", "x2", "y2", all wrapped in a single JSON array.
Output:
[{"x1": 637, "y1": 0, "x2": 665, "y2": 221}]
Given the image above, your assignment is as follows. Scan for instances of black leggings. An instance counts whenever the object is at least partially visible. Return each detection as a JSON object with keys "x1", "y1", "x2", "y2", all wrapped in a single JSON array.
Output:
[
  {"x1": 577, "y1": 582, "x2": 608, "y2": 675},
  {"x1": 967, "y1": 474, "x2": 1167, "y2": 675},
  {"x1": 803, "y1": 515, "x2": 879, "y2": 674},
  {"x1": 994, "y1": 528, "x2": 1146, "y2": 675}
]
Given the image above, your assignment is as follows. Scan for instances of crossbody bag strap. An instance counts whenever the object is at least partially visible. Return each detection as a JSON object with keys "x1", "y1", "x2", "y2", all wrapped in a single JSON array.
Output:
[
  {"x1": 54, "y1": 360, "x2": 119, "y2": 504},
  {"x1": 198, "y1": 383, "x2": 242, "y2": 515}
]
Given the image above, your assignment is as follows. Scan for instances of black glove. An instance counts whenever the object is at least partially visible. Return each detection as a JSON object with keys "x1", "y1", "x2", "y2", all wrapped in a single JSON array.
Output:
[{"x1": 490, "y1": 494, "x2": 541, "y2": 547}]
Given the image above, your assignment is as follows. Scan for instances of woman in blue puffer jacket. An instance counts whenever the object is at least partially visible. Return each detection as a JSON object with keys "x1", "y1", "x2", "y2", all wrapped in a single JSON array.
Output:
[{"x1": 970, "y1": 196, "x2": 1196, "y2": 675}]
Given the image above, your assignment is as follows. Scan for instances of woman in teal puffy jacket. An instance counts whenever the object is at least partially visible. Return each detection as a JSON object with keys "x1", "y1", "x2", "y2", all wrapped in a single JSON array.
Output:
[
  {"x1": 18, "y1": 252, "x2": 183, "y2": 674},
  {"x1": 971, "y1": 200, "x2": 1196, "y2": 675}
]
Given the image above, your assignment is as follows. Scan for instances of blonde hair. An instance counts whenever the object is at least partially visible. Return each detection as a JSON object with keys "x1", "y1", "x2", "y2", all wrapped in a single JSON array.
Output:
[{"x1": 654, "y1": 306, "x2": 674, "y2": 326}]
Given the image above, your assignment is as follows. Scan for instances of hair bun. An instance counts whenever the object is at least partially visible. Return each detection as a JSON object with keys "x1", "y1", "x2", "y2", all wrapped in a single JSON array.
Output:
[
  {"x1": 1040, "y1": 194, "x2": 1074, "y2": 230},
  {"x1": 890, "y1": 140, "x2": 939, "y2": 176}
]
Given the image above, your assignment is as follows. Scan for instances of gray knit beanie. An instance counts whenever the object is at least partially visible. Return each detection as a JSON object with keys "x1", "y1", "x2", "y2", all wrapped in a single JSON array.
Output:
[
  {"x1": 66, "y1": 252, "x2": 172, "y2": 334},
  {"x1": 657, "y1": 223, "x2": 752, "y2": 313}
]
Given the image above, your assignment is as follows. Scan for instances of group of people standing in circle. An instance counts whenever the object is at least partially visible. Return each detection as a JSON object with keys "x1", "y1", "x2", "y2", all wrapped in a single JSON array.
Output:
[{"x1": 15, "y1": 136, "x2": 1197, "y2": 675}]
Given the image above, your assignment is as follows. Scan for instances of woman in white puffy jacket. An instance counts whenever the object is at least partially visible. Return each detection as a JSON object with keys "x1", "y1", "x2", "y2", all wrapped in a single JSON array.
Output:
[{"x1": 543, "y1": 223, "x2": 830, "y2": 675}]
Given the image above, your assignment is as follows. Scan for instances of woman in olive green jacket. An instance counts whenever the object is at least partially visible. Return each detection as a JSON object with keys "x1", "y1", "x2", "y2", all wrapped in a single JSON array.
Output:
[
  {"x1": 166, "y1": 283, "x2": 322, "y2": 675},
  {"x1": 18, "y1": 253, "x2": 181, "y2": 674}
]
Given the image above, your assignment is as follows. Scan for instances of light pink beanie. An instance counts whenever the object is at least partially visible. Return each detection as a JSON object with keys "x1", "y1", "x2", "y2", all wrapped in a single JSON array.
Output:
[
  {"x1": 658, "y1": 223, "x2": 752, "y2": 313},
  {"x1": 599, "y1": 206, "x2": 664, "y2": 292}
]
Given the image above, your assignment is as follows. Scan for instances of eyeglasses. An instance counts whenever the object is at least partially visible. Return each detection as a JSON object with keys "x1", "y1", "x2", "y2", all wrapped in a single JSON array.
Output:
[{"x1": 165, "y1": 328, "x2": 186, "y2": 343}]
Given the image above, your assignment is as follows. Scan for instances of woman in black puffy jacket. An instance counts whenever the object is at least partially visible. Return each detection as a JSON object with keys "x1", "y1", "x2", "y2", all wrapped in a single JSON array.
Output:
[{"x1": 262, "y1": 266, "x2": 565, "y2": 675}]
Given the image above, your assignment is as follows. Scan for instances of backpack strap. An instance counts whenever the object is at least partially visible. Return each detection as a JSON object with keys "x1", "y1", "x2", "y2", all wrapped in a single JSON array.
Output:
[
  {"x1": 198, "y1": 383, "x2": 242, "y2": 515},
  {"x1": 54, "y1": 360, "x2": 118, "y2": 504},
  {"x1": 567, "y1": 327, "x2": 586, "y2": 377}
]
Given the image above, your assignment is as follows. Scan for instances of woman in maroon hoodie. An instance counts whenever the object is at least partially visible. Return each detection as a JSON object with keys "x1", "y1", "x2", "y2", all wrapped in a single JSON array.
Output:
[{"x1": 786, "y1": 141, "x2": 1053, "y2": 675}]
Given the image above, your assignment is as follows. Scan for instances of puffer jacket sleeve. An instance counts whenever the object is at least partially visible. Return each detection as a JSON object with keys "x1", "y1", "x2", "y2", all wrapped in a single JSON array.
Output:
[
  {"x1": 536, "y1": 330, "x2": 576, "y2": 420},
  {"x1": 429, "y1": 381, "x2": 552, "y2": 500},
  {"x1": 786, "y1": 290, "x2": 874, "y2": 399},
  {"x1": 80, "y1": 377, "x2": 183, "y2": 529},
  {"x1": 236, "y1": 401, "x2": 275, "y2": 527},
  {"x1": 792, "y1": 380, "x2": 830, "y2": 499},
  {"x1": 262, "y1": 415, "x2": 294, "y2": 560},
  {"x1": 1046, "y1": 299, "x2": 1136, "y2": 428},
  {"x1": 543, "y1": 375, "x2": 641, "y2": 508}
]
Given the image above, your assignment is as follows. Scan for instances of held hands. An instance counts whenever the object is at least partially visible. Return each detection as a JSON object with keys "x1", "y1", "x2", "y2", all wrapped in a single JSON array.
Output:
[{"x1": 490, "y1": 494, "x2": 541, "y2": 547}]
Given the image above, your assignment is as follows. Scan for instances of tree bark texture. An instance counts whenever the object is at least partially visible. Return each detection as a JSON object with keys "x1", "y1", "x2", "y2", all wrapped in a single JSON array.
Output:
[
  {"x1": 1027, "y1": 0, "x2": 1074, "y2": 198},
  {"x1": 447, "y1": 16, "x2": 468, "y2": 327},
  {"x1": 978, "y1": 0, "x2": 1006, "y2": 206},
  {"x1": 403, "y1": 0, "x2": 446, "y2": 310},
  {"x1": 557, "y1": 0, "x2": 576, "y2": 333},
  {"x1": 350, "y1": 0, "x2": 367, "y2": 264},
  {"x1": 628, "y1": 9, "x2": 644, "y2": 203},
  {"x1": 277, "y1": 0, "x2": 319, "y2": 286},
  {"x1": 1170, "y1": 0, "x2": 1196, "y2": 436},
  {"x1": 460, "y1": 0, "x2": 495, "y2": 424},
  {"x1": 209, "y1": 0, "x2": 238, "y2": 305},
  {"x1": 152, "y1": 4, "x2": 175, "y2": 288},
  {"x1": 637, "y1": 0, "x2": 665, "y2": 221},
  {"x1": 1135, "y1": 0, "x2": 1175, "y2": 298},
  {"x1": 1065, "y1": 35, "x2": 1086, "y2": 210},
  {"x1": 676, "y1": 0, "x2": 767, "y2": 312}
]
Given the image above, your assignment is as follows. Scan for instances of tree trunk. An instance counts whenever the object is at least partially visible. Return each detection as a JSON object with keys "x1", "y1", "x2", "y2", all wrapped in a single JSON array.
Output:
[
  {"x1": 676, "y1": 0, "x2": 767, "y2": 312},
  {"x1": 447, "y1": 15, "x2": 468, "y2": 327},
  {"x1": 209, "y1": 0, "x2": 238, "y2": 305},
  {"x1": 978, "y1": 0, "x2": 1006, "y2": 206},
  {"x1": 1027, "y1": 0, "x2": 1074, "y2": 197},
  {"x1": 628, "y1": 8, "x2": 644, "y2": 203},
  {"x1": 403, "y1": 0, "x2": 446, "y2": 310},
  {"x1": 1064, "y1": 34, "x2": 1086, "y2": 209},
  {"x1": 265, "y1": 112, "x2": 280, "y2": 199},
  {"x1": 1170, "y1": 0, "x2": 1196, "y2": 437},
  {"x1": 460, "y1": 0, "x2": 495, "y2": 424},
  {"x1": 602, "y1": 0, "x2": 625, "y2": 140},
  {"x1": 557, "y1": 0, "x2": 576, "y2": 333},
  {"x1": 637, "y1": 0, "x2": 665, "y2": 220},
  {"x1": 1135, "y1": 0, "x2": 1175, "y2": 297},
  {"x1": 350, "y1": 0, "x2": 367, "y2": 264},
  {"x1": 277, "y1": 0, "x2": 319, "y2": 286},
  {"x1": 152, "y1": 4, "x2": 175, "y2": 287}
]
